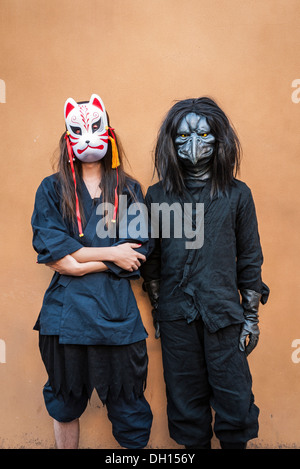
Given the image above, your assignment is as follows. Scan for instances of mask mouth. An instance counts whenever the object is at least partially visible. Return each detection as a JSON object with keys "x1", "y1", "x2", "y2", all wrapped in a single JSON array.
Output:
[
  {"x1": 77, "y1": 144, "x2": 105, "y2": 155},
  {"x1": 178, "y1": 144, "x2": 214, "y2": 165}
]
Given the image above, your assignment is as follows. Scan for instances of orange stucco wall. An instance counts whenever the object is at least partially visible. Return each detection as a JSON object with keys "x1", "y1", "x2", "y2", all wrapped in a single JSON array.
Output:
[{"x1": 0, "y1": 0, "x2": 300, "y2": 449}]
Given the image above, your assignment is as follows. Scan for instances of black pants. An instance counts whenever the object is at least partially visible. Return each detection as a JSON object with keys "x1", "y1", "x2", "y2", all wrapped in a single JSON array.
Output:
[{"x1": 159, "y1": 318, "x2": 259, "y2": 447}]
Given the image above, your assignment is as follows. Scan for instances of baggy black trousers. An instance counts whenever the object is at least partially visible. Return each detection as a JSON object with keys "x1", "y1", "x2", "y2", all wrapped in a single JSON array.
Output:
[{"x1": 159, "y1": 318, "x2": 259, "y2": 447}]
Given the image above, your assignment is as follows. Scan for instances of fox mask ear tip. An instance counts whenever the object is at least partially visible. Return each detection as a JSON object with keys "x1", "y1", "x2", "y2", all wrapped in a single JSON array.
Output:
[
  {"x1": 64, "y1": 97, "x2": 78, "y2": 118},
  {"x1": 90, "y1": 93, "x2": 104, "y2": 112}
]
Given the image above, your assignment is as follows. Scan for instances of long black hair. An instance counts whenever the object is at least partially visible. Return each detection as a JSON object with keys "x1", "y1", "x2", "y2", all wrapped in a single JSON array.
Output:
[{"x1": 154, "y1": 97, "x2": 241, "y2": 196}]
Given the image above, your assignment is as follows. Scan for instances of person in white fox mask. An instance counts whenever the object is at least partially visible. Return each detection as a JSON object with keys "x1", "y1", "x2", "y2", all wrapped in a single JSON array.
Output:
[{"x1": 32, "y1": 94, "x2": 153, "y2": 449}]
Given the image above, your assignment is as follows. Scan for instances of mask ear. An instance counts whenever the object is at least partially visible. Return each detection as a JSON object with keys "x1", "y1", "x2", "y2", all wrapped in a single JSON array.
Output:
[
  {"x1": 89, "y1": 93, "x2": 105, "y2": 112},
  {"x1": 64, "y1": 97, "x2": 78, "y2": 119}
]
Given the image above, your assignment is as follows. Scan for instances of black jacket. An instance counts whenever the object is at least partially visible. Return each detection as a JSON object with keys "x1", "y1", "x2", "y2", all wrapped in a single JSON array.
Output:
[
  {"x1": 141, "y1": 179, "x2": 269, "y2": 333},
  {"x1": 31, "y1": 174, "x2": 150, "y2": 345}
]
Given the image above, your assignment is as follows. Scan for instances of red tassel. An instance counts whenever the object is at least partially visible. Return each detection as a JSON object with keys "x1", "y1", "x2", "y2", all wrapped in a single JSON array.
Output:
[
  {"x1": 65, "y1": 133, "x2": 84, "y2": 237},
  {"x1": 106, "y1": 127, "x2": 120, "y2": 223}
]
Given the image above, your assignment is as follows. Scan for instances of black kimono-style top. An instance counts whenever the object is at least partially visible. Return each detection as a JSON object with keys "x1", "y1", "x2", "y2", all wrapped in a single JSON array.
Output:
[
  {"x1": 141, "y1": 178, "x2": 269, "y2": 333},
  {"x1": 31, "y1": 173, "x2": 150, "y2": 346}
]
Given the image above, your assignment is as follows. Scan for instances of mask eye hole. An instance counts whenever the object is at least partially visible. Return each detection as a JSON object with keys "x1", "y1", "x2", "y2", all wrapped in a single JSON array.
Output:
[
  {"x1": 181, "y1": 134, "x2": 188, "y2": 138},
  {"x1": 70, "y1": 126, "x2": 82, "y2": 135},
  {"x1": 200, "y1": 133, "x2": 208, "y2": 137},
  {"x1": 92, "y1": 119, "x2": 101, "y2": 133}
]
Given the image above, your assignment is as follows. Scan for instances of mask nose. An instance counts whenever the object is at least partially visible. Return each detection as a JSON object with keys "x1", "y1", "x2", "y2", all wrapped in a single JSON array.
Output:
[
  {"x1": 190, "y1": 135, "x2": 200, "y2": 164},
  {"x1": 85, "y1": 140, "x2": 90, "y2": 144}
]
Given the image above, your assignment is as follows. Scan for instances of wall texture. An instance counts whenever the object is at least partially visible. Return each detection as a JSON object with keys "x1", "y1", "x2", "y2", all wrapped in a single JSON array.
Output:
[{"x1": 0, "y1": 0, "x2": 300, "y2": 449}]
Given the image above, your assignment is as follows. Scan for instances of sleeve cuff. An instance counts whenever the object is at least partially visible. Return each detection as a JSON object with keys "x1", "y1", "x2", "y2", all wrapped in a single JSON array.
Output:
[{"x1": 37, "y1": 238, "x2": 83, "y2": 263}]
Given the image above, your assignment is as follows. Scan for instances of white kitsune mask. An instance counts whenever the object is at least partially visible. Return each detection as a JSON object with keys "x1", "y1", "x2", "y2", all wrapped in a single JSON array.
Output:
[{"x1": 64, "y1": 94, "x2": 109, "y2": 162}]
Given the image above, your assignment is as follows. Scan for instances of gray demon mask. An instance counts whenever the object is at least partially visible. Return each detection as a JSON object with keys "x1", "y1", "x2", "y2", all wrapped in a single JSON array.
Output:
[{"x1": 175, "y1": 112, "x2": 215, "y2": 180}]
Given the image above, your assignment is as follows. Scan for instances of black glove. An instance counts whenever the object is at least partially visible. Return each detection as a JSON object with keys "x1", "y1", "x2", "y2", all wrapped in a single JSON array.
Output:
[
  {"x1": 239, "y1": 289, "x2": 261, "y2": 356},
  {"x1": 142, "y1": 280, "x2": 160, "y2": 339}
]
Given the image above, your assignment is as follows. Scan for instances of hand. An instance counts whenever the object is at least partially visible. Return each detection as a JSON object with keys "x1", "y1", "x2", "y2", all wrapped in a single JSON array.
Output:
[
  {"x1": 239, "y1": 289, "x2": 261, "y2": 356},
  {"x1": 152, "y1": 310, "x2": 160, "y2": 339},
  {"x1": 239, "y1": 318, "x2": 260, "y2": 356},
  {"x1": 46, "y1": 255, "x2": 85, "y2": 276},
  {"x1": 142, "y1": 280, "x2": 160, "y2": 339},
  {"x1": 111, "y1": 243, "x2": 146, "y2": 272}
]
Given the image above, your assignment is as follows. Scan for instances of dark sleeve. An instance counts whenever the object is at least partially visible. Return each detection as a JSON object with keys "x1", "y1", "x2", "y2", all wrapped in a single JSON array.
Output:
[
  {"x1": 31, "y1": 178, "x2": 83, "y2": 264},
  {"x1": 236, "y1": 187, "x2": 270, "y2": 304},
  {"x1": 104, "y1": 182, "x2": 155, "y2": 279},
  {"x1": 140, "y1": 188, "x2": 161, "y2": 282}
]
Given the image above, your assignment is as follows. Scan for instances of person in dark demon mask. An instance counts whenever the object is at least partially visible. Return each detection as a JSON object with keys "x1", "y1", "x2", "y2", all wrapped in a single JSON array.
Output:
[{"x1": 141, "y1": 97, "x2": 269, "y2": 449}]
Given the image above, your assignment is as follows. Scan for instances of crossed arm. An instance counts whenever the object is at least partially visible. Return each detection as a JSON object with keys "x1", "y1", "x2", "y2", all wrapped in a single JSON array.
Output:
[
  {"x1": 46, "y1": 243, "x2": 146, "y2": 276},
  {"x1": 32, "y1": 180, "x2": 149, "y2": 277}
]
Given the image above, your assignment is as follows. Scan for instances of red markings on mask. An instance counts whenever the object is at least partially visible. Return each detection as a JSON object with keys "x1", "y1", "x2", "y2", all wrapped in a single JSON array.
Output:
[{"x1": 77, "y1": 144, "x2": 104, "y2": 155}]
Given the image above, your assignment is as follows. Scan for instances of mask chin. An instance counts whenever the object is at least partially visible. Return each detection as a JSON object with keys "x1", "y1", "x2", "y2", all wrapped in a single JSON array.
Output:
[
  {"x1": 179, "y1": 153, "x2": 212, "y2": 180},
  {"x1": 75, "y1": 148, "x2": 108, "y2": 163}
]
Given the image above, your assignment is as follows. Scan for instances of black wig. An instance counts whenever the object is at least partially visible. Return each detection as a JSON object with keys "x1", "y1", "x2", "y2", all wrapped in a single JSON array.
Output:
[{"x1": 154, "y1": 97, "x2": 241, "y2": 197}]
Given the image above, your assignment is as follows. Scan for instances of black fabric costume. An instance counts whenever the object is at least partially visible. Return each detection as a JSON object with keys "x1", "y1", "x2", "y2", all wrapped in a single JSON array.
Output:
[
  {"x1": 32, "y1": 175, "x2": 153, "y2": 448},
  {"x1": 39, "y1": 335, "x2": 148, "y2": 405},
  {"x1": 141, "y1": 177, "x2": 269, "y2": 447}
]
